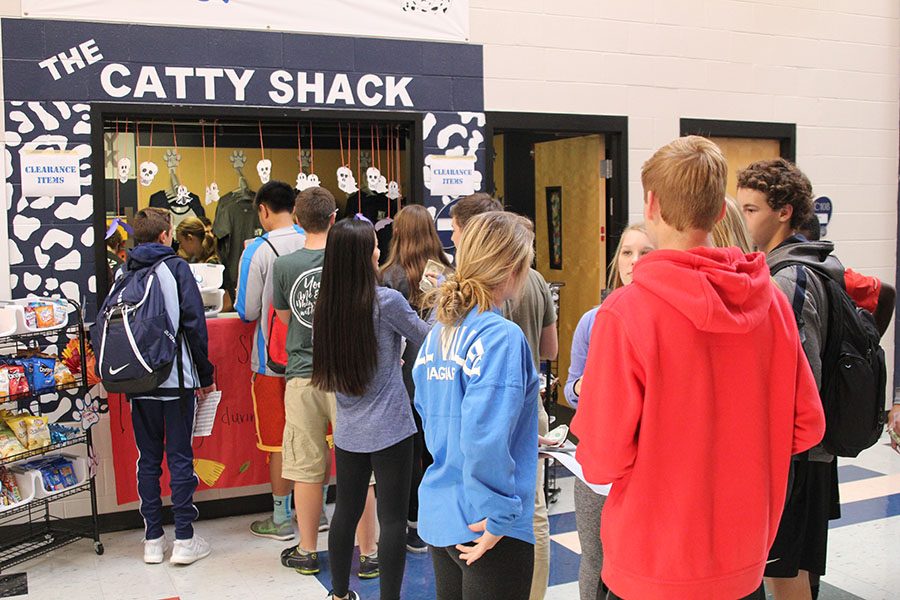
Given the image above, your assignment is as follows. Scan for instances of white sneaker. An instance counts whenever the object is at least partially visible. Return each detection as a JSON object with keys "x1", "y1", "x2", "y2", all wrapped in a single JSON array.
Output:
[
  {"x1": 169, "y1": 535, "x2": 211, "y2": 565},
  {"x1": 143, "y1": 536, "x2": 166, "y2": 564}
]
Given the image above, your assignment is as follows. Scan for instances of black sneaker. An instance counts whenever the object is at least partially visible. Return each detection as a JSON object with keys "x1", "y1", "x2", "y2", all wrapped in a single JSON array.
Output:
[
  {"x1": 281, "y1": 545, "x2": 320, "y2": 575},
  {"x1": 358, "y1": 553, "x2": 380, "y2": 579},
  {"x1": 327, "y1": 592, "x2": 360, "y2": 600},
  {"x1": 406, "y1": 527, "x2": 428, "y2": 553}
]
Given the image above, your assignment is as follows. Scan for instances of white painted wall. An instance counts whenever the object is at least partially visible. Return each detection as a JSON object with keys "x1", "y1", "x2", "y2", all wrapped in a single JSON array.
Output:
[{"x1": 472, "y1": 0, "x2": 900, "y2": 383}]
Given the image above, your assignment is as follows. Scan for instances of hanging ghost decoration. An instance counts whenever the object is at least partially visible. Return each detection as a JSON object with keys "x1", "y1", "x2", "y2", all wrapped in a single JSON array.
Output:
[
  {"x1": 295, "y1": 173, "x2": 322, "y2": 192},
  {"x1": 117, "y1": 157, "x2": 131, "y2": 184},
  {"x1": 365, "y1": 167, "x2": 382, "y2": 192},
  {"x1": 337, "y1": 166, "x2": 358, "y2": 194},
  {"x1": 205, "y1": 182, "x2": 220, "y2": 205},
  {"x1": 257, "y1": 159, "x2": 272, "y2": 184},
  {"x1": 138, "y1": 161, "x2": 159, "y2": 187},
  {"x1": 175, "y1": 185, "x2": 191, "y2": 206},
  {"x1": 387, "y1": 181, "x2": 401, "y2": 200},
  {"x1": 376, "y1": 175, "x2": 389, "y2": 194}
]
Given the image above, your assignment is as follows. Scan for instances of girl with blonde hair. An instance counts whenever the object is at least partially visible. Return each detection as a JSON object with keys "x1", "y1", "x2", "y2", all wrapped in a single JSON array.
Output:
[
  {"x1": 566, "y1": 222, "x2": 654, "y2": 600},
  {"x1": 176, "y1": 216, "x2": 220, "y2": 264},
  {"x1": 712, "y1": 196, "x2": 753, "y2": 253},
  {"x1": 413, "y1": 211, "x2": 539, "y2": 600}
]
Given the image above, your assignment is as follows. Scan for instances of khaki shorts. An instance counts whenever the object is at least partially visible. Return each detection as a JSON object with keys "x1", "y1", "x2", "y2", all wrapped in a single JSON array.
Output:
[{"x1": 281, "y1": 377, "x2": 336, "y2": 484}]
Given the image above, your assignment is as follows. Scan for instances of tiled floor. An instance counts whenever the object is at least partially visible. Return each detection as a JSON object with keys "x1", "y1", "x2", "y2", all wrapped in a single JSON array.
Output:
[{"x1": 3, "y1": 433, "x2": 899, "y2": 599}]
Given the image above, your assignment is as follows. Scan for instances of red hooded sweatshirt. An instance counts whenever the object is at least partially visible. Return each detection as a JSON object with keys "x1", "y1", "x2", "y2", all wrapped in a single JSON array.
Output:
[{"x1": 571, "y1": 246, "x2": 825, "y2": 600}]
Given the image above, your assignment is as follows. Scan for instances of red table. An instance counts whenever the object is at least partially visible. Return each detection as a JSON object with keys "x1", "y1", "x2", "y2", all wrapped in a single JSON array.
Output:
[{"x1": 109, "y1": 317, "x2": 270, "y2": 505}]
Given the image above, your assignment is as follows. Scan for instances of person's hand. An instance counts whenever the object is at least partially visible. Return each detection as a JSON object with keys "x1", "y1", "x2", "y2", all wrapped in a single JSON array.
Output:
[
  {"x1": 538, "y1": 435, "x2": 554, "y2": 447},
  {"x1": 455, "y1": 519, "x2": 503, "y2": 565},
  {"x1": 198, "y1": 384, "x2": 217, "y2": 399},
  {"x1": 888, "y1": 405, "x2": 900, "y2": 452}
]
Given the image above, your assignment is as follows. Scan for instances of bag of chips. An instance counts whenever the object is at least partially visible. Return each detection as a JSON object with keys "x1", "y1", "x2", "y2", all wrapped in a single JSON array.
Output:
[
  {"x1": 23, "y1": 356, "x2": 56, "y2": 394},
  {"x1": 0, "y1": 467, "x2": 22, "y2": 506},
  {"x1": 0, "y1": 365, "x2": 8, "y2": 398},
  {"x1": 0, "y1": 424, "x2": 25, "y2": 459},
  {"x1": 25, "y1": 416, "x2": 50, "y2": 450},
  {"x1": 5, "y1": 363, "x2": 30, "y2": 397},
  {"x1": 4, "y1": 414, "x2": 29, "y2": 447},
  {"x1": 29, "y1": 303, "x2": 56, "y2": 329},
  {"x1": 53, "y1": 361, "x2": 75, "y2": 387}
]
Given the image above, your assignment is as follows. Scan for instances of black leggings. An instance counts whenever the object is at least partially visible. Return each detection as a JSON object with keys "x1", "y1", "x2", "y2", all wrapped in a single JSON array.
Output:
[
  {"x1": 408, "y1": 405, "x2": 432, "y2": 523},
  {"x1": 431, "y1": 537, "x2": 534, "y2": 600},
  {"x1": 329, "y1": 436, "x2": 414, "y2": 600}
]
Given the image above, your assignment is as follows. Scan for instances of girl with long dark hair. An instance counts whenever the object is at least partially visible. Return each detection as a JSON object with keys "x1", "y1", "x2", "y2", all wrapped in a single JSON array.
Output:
[
  {"x1": 380, "y1": 204, "x2": 451, "y2": 552},
  {"x1": 311, "y1": 218, "x2": 430, "y2": 600}
]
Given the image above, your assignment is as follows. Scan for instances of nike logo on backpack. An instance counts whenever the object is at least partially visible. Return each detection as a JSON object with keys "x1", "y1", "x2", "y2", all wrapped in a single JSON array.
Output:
[{"x1": 109, "y1": 364, "x2": 130, "y2": 375}]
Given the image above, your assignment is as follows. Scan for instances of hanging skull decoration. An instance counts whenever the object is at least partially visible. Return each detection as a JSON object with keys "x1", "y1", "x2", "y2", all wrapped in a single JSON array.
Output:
[
  {"x1": 205, "y1": 182, "x2": 220, "y2": 205},
  {"x1": 295, "y1": 172, "x2": 308, "y2": 190},
  {"x1": 175, "y1": 185, "x2": 191, "y2": 206},
  {"x1": 376, "y1": 175, "x2": 389, "y2": 194},
  {"x1": 337, "y1": 166, "x2": 358, "y2": 194},
  {"x1": 257, "y1": 159, "x2": 272, "y2": 184},
  {"x1": 138, "y1": 161, "x2": 159, "y2": 187},
  {"x1": 117, "y1": 157, "x2": 131, "y2": 184},
  {"x1": 365, "y1": 167, "x2": 382, "y2": 192},
  {"x1": 387, "y1": 181, "x2": 401, "y2": 200}
]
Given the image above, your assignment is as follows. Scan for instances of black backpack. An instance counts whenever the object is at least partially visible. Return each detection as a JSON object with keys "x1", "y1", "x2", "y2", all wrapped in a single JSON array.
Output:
[{"x1": 772, "y1": 260, "x2": 886, "y2": 457}]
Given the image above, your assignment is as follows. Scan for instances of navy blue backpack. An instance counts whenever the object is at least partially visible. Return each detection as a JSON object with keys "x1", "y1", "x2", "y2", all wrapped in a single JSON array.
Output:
[{"x1": 91, "y1": 255, "x2": 182, "y2": 394}]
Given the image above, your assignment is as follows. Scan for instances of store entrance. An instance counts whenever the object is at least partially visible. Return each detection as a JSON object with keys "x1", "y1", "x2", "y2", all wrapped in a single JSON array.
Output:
[
  {"x1": 486, "y1": 114, "x2": 627, "y2": 407},
  {"x1": 91, "y1": 106, "x2": 421, "y2": 307}
]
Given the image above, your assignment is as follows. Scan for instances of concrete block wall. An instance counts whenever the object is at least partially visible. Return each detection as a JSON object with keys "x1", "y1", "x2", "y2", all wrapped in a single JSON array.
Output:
[{"x1": 471, "y1": 0, "x2": 900, "y2": 380}]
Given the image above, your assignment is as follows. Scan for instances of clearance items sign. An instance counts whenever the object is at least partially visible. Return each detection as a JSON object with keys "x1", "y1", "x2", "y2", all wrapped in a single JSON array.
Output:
[{"x1": 21, "y1": 0, "x2": 469, "y2": 43}]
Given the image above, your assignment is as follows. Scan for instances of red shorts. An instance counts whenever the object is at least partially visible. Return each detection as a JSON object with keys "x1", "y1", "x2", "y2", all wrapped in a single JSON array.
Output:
[{"x1": 251, "y1": 373, "x2": 286, "y2": 453}]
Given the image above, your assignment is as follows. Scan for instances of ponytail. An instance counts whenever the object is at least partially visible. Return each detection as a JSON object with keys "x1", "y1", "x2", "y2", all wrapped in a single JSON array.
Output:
[{"x1": 425, "y1": 211, "x2": 534, "y2": 329}]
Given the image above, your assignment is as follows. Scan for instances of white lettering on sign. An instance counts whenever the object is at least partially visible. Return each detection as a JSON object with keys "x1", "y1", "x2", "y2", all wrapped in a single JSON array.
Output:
[
  {"x1": 39, "y1": 39, "x2": 104, "y2": 81},
  {"x1": 268, "y1": 71, "x2": 414, "y2": 107},
  {"x1": 40, "y1": 37, "x2": 415, "y2": 107}
]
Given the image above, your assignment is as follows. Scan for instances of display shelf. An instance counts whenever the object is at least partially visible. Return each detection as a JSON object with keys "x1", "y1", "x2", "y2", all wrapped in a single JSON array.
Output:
[
  {"x1": 0, "y1": 523, "x2": 101, "y2": 573},
  {"x1": 0, "y1": 296, "x2": 100, "y2": 573},
  {"x1": 0, "y1": 481, "x2": 92, "y2": 521},
  {"x1": 0, "y1": 434, "x2": 88, "y2": 468},
  {"x1": 0, "y1": 380, "x2": 89, "y2": 407}
]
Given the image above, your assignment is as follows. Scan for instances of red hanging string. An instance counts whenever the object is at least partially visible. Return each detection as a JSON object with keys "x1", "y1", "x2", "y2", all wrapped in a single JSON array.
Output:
[
  {"x1": 356, "y1": 123, "x2": 362, "y2": 213},
  {"x1": 376, "y1": 124, "x2": 382, "y2": 173},
  {"x1": 212, "y1": 120, "x2": 217, "y2": 183},
  {"x1": 309, "y1": 121, "x2": 315, "y2": 174},
  {"x1": 201, "y1": 121, "x2": 208, "y2": 186},
  {"x1": 114, "y1": 119, "x2": 121, "y2": 215},
  {"x1": 338, "y1": 122, "x2": 345, "y2": 167},
  {"x1": 396, "y1": 126, "x2": 403, "y2": 207},
  {"x1": 370, "y1": 124, "x2": 375, "y2": 177},
  {"x1": 297, "y1": 123, "x2": 303, "y2": 172},
  {"x1": 258, "y1": 121, "x2": 265, "y2": 161}
]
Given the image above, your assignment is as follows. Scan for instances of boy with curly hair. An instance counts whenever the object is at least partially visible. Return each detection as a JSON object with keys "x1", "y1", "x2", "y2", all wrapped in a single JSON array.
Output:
[{"x1": 738, "y1": 158, "x2": 839, "y2": 600}]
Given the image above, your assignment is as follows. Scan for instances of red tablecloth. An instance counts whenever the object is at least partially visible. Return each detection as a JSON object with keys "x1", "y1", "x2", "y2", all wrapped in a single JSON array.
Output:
[{"x1": 110, "y1": 317, "x2": 270, "y2": 505}]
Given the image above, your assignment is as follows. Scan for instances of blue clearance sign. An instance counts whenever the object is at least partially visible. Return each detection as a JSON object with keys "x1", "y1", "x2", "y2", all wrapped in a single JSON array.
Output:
[{"x1": 1, "y1": 19, "x2": 483, "y2": 111}]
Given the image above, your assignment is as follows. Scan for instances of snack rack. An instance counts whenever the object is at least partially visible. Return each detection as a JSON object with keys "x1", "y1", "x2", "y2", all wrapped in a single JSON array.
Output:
[{"x1": 0, "y1": 298, "x2": 102, "y2": 573}]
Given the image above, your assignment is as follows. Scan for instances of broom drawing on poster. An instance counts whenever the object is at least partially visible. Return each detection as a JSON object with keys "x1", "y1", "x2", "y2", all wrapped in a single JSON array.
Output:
[{"x1": 193, "y1": 459, "x2": 226, "y2": 487}]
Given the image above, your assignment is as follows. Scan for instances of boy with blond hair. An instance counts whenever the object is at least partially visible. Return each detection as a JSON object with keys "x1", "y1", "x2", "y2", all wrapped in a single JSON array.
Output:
[{"x1": 572, "y1": 136, "x2": 825, "y2": 600}]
